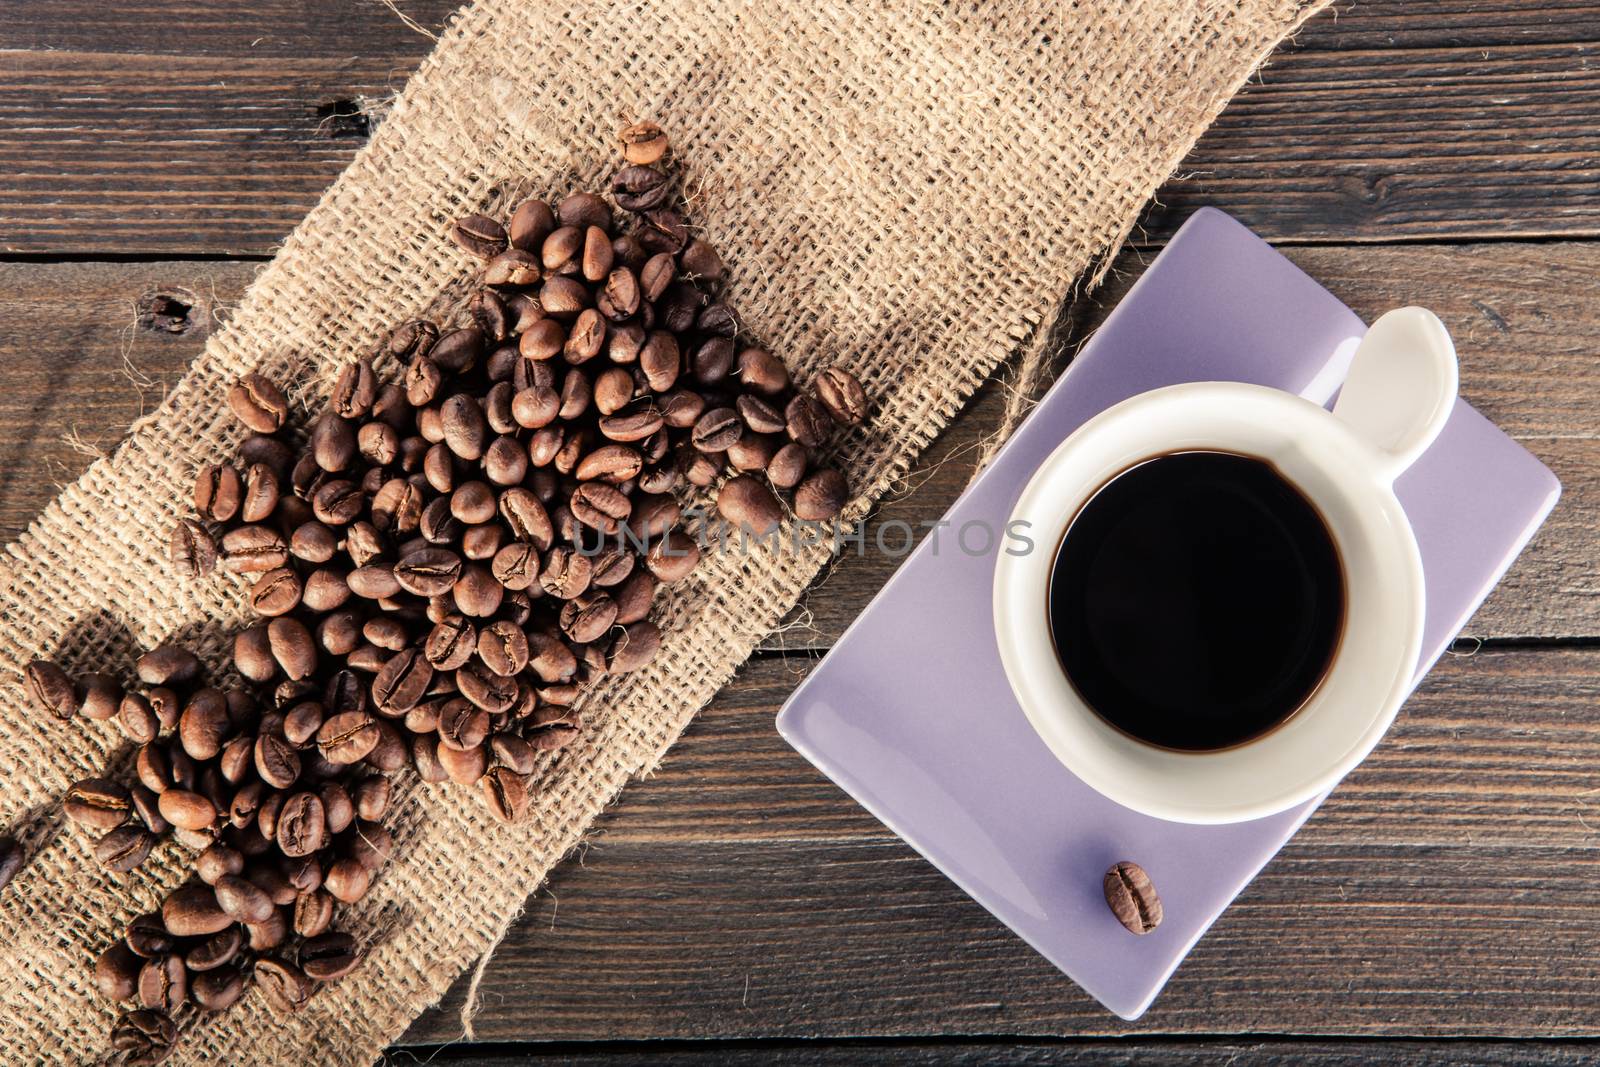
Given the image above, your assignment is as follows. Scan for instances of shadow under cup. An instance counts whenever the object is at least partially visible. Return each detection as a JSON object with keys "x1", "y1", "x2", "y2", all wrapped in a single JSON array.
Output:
[{"x1": 1046, "y1": 449, "x2": 1347, "y2": 753}]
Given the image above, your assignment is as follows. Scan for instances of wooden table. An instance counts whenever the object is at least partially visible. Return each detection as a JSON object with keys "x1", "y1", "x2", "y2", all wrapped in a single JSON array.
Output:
[{"x1": 4, "y1": 2, "x2": 1598, "y2": 1062}]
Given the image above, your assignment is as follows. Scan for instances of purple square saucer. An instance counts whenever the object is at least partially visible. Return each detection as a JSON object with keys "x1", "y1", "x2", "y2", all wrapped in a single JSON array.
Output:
[{"x1": 776, "y1": 208, "x2": 1560, "y2": 1019}]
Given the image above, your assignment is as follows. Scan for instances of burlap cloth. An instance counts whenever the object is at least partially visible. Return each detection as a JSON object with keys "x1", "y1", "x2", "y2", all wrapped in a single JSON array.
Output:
[{"x1": 0, "y1": 0, "x2": 1327, "y2": 1060}]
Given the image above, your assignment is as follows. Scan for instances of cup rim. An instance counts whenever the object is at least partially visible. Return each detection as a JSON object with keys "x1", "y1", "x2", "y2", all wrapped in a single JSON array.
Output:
[{"x1": 993, "y1": 382, "x2": 1425, "y2": 824}]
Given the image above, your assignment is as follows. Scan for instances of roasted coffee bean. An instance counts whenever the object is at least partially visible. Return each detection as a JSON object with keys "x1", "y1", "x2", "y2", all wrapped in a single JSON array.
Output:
[
  {"x1": 164, "y1": 883, "x2": 233, "y2": 936},
  {"x1": 453, "y1": 213, "x2": 508, "y2": 258},
  {"x1": 570, "y1": 481, "x2": 632, "y2": 533},
  {"x1": 462, "y1": 523, "x2": 505, "y2": 561},
  {"x1": 371, "y1": 476, "x2": 424, "y2": 532},
  {"x1": 310, "y1": 479, "x2": 363, "y2": 526},
  {"x1": 737, "y1": 394, "x2": 786, "y2": 434},
  {"x1": 194, "y1": 463, "x2": 243, "y2": 522},
  {"x1": 420, "y1": 493, "x2": 462, "y2": 541},
  {"x1": 424, "y1": 615, "x2": 478, "y2": 671},
  {"x1": 363, "y1": 617, "x2": 409, "y2": 652},
  {"x1": 411, "y1": 734, "x2": 448, "y2": 783},
  {"x1": 293, "y1": 888, "x2": 336, "y2": 939},
  {"x1": 697, "y1": 302, "x2": 737, "y2": 336},
  {"x1": 233, "y1": 624, "x2": 276, "y2": 683},
  {"x1": 599, "y1": 265, "x2": 641, "y2": 319},
  {"x1": 561, "y1": 594, "x2": 618, "y2": 644},
  {"x1": 157, "y1": 789, "x2": 216, "y2": 832},
  {"x1": 539, "y1": 546, "x2": 592, "y2": 600},
  {"x1": 646, "y1": 530, "x2": 700, "y2": 583},
  {"x1": 170, "y1": 518, "x2": 219, "y2": 577},
  {"x1": 289, "y1": 521, "x2": 338, "y2": 563},
  {"x1": 541, "y1": 274, "x2": 590, "y2": 318},
  {"x1": 268, "y1": 617, "x2": 318, "y2": 680},
  {"x1": 558, "y1": 191, "x2": 611, "y2": 231},
  {"x1": 255, "y1": 733, "x2": 301, "y2": 791},
  {"x1": 786, "y1": 393, "x2": 831, "y2": 447},
  {"x1": 608, "y1": 620, "x2": 663, "y2": 673},
  {"x1": 310, "y1": 414, "x2": 357, "y2": 473},
  {"x1": 639, "y1": 208, "x2": 688, "y2": 253},
  {"x1": 196, "y1": 843, "x2": 244, "y2": 885},
  {"x1": 354, "y1": 776, "x2": 392, "y2": 821},
  {"x1": 738, "y1": 346, "x2": 789, "y2": 395},
  {"x1": 65, "y1": 778, "x2": 131, "y2": 831},
  {"x1": 477, "y1": 619, "x2": 530, "y2": 677},
  {"x1": 323, "y1": 856, "x2": 372, "y2": 904},
  {"x1": 718, "y1": 474, "x2": 784, "y2": 534},
  {"x1": 405, "y1": 355, "x2": 442, "y2": 407},
  {"x1": 511, "y1": 384, "x2": 561, "y2": 429},
  {"x1": 247, "y1": 907, "x2": 290, "y2": 953},
  {"x1": 453, "y1": 562, "x2": 504, "y2": 617},
  {"x1": 727, "y1": 431, "x2": 778, "y2": 473},
  {"x1": 299, "y1": 930, "x2": 363, "y2": 980},
  {"x1": 638, "y1": 330, "x2": 681, "y2": 392},
  {"x1": 437, "y1": 699, "x2": 490, "y2": 752},
  {"x1": 816, "y1": 365, "x2": 868, "y2": 425},
  {"x1": 456, "y1": 661, "x2": 518, "y2": 714},
  {"x1": 795, "y1": 468, "x2": 848, "y2": 520},
  {"x1": 97, "y1": 940, "x2": 144, "y2": 1001},
  {"x1": 450, "y1": 481, "x2": 497, "y2": 525},
  {"x1": 768, "y1": 441, "x2": 809, "y2": 489},
  {"x1": 508, "y1": 198, "x2": 557, "y2": 252},
  {"x1": 191, "y1": 965, "x2": 249, "y2": 1012},
  {"x1": 183, "y1": 926, "x2": 243, "y2": 974},
  {"x1": 25, "y1": 660, "x2": 77, "y2": 720},
  {"x1": 213, "y1": 873, "x2": 275, "y2": 925},
  {"x1": 374, "y1": 648, "x2": 435, "y2": 713},
  {"x1": 126, "y1": 912, "x2": 176, "y2": 958},
  {"x1": 680, "y1": 237, "x2": 725, "y2": 281},
  {"x1": 393, "y1": 547, "x2": 462, "y2": 597},
  {"x1": 528, "y1": 706, "x2": 581, "y2": 751},
  {"x1": 488, "y1": 732, "x2": 537, "y2": 776},
  {"x1": 480, "y1": 766, "x2": 529, "y2": 823},
  {"x1": 137, "y1": 954, "x2": 186, "y2": 1012},
  {"x1": 613, "y1": 570, "x2": 658, "y2": 625},
  {"x1": 317, "y1": 711, "x2": 381, "y2": 765},
  {"x1": 275, "y1": 792, "x2": 327, "y2": 858},
  {"x1": 436, "y1": 741, "x2": 490, "y2": 786},
  {"x1": 612, "y1": 164, "x2": 672, "y2": 212},
  {"x1": 300, "y1": 567, "x2": 351, "y2": 613},
  {"x1": 331, "y1": 357, "x2": 378, "y2": 419},
  {"x1": 247, "y1": 566, "x2": 302, "y2": 617},
  {"x1": 255, "y1": 956, "x2": 315, "y2": 1012},
  {"x1": 618, "y1": 120, "x2": 669, "y2": 164},
  {"x1": 137, "y1": 643, "x2": 201, "y2": 687},
  {"x1": 1104, "y1": 860, "x2": 1163, "y2": 934},
  {"x1": 176, "y1": 689, "x2": 230, "y2": 762},
  {"x1": 222, "y1": 525, "x2": 290, "y2": 573},
  {"x1": 96, "y1": 826, "x2": 155, "y2": 872},
  {"x1": 227, "y1": 373, "x2": 289, "y2": 433},
  {"x1": 580, "y1": 225, "x2": 615, "y2": 282},
  {"x1": 110, "y1": 1008, "x2": 177, "y2": 1063},
  {"x1": 526, "y1": 630, "x2": 579, "y2": 684},
  {"x1": 692, "y1": 407, "x2": 742, "y2": 452}
]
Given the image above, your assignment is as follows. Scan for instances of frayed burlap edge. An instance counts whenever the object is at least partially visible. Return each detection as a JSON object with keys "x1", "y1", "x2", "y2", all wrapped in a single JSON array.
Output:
[{"x1": 0, "y1": 1, "x2": 1328, "y2": 1062}]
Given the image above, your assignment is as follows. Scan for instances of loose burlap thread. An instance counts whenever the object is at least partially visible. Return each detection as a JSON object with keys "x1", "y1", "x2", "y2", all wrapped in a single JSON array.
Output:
[{"x1": 0, "y1": 0, "x2": 1326, "y2": 1060}]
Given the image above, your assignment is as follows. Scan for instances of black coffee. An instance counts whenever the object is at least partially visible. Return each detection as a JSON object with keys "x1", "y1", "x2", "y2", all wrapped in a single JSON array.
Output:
[{"x1": 1047, "y1": 451, "x2": 1344, "y2": 752}]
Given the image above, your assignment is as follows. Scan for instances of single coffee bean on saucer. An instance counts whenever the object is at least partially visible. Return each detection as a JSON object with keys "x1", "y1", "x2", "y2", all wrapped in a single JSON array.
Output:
[{"x1": 1103, "y1": 861, "x2": 1162, "y2": 935}]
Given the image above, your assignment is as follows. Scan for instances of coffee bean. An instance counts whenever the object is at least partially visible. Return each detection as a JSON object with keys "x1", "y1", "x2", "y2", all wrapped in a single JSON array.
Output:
[
  {"x1": 136, "y1": 954, "x2": 186, "y2": 1012},
  {"x1": 646, "y1": 530, "x2": 700, "y2": 584},
  {"x1": 110, "y1": 1008, "x2": 177, "y2": 1063},
  {"x1": 194, "y1": 463, "x2": 243, "y2": 522},
  {"x1": 560, "y1": 594, "x2": 618, "y2": 644},
  {"x1": 794, "y1": 468, "x2": 848, "y2": 520},
  {"x1": 394, "y1": 547, "x2": 463, "y2": 597},
  {"x1": 697, "y1": 302, "x2": 737, "y2": 337},
  {"x1": 477, "y1": 620, "x2": 530, "y2": 677},
  {"x1": 126, "y1": 912, "x2": 176, "y2": 958},
  {"x1": 539, "y1": 546, "x2": 592, "y2": 600},
  {"x1": 95, "y1": 826, "x2": 154, "y2": 872},
  {"x1": 247, "y1": 908, "x2": 290, "y2": 953},
  {"x1": 613, "y1": 571, "x2": 658, "y2": 625},
  {"x1": 786, "y1": 393, "x2": 831, "y2": 448},
  {"x1": 608, "y1": 620, "x2": 662, "y2": 673},
  {"x1": 268, "y1": 617, "x2": 318, "y2": 680},
  {"x1": 300, "y1": 930, "x2": 363, "y2": 980},
  {"x1": 227, "y1": 373, "x2": 289, "y2": 433},
  {"x1": 680, "y1": 238, "x2": 725, "y2": 281},
  {"x1": 97, "y1": 940, "x2": 144, "y2": 1001},
  {"x1": 317, "y1": 711, "x2": 381, "y2": 765},
  {"x1": 692, "y1": 407, "x2": 742, "y2": 453},
  {"x1": 311, "y1": 414, "x2": 357, "y2": 473},
  {"x1": 528, "y1": 705, "x2": 581, "y2": 751},
  {"x1": 196, "y1": 843, "x2": 244, "y2": 885},
  {"x1": 1104, "y1": 860, "x2": 1163, "y2": 934},
  {"x1": 164, "y1": 883, "x2": 233, "y2": 936},
  {"x1": 481, "y1": 765, "x2": 530, "y2": 823},
  {"x1": 453, "y1": 562, "x2": 504, "y2": 617},
  {"x1": 66, "y1": 778, "x2": 131, "y2": 831},
  {"x1": 717, "y1": 475, "x2": 784, "y2": 535},
  {"x1": 220, "y1": 521, "x2": 289, "y2": 572},
  {"x1": 25, "y1": 660, "x2": 78, "y2": 720},
  {"x1": 331, "y1": 357, "x2": 378, "y2": 419},
  {"x1": 456, "y1": 661, "x2": 519, "y2": 715},
  {"x1": 597, "y1": 406, "x2": 663, "y2": 444},
  {"x1": 737, "y1": 347, "x2": 789, "y2": 395},
  {"x1": 557, "y1": 191, "x2": 611, "y2": 231},
  {"x1": 816, "y1": 366, "x2": 868, "y2": 425},
  {"x1": 169, "y1": 518, "x2": 218, "y2": 578},
  {"x1": 183, "y1": 926, "x2": 243, "y2": 975},
  {"x1": 157, "y1": 789, "x2": 216, "y2": 832},
  {"x1": 191, "y1": 965, "x2": 249, "y2": 1012},
  {"x1": 767, "y1": 441, "x2": 809, "y2": 489},
  {"x1": 354, "y1": 776, "x2": 392, "y2": 821},
  {"x1": 276, "y1": 792, "x2": 327, "y2": 857},
  {"x1": 293, "y1": 888, "x2": 336, "y2": 939},
  {"x1": 639, "y1": 208, "x2": 688, "y2": 254},
  {"x1": 213, "y1": 873, "x2": 275, "y2": 924},
  {"x1": 571, "y1": 481, "x2": 632, "y2": 533},
  {"x1": 508, "y1": 198, "x2": 557, "y2": 251},
  {"x1": 437, "y1": 699, "x2": 491, "y2": 752},
  {"x1": 452, "y1": 213, "x2": 508, "y2": 258},
  {"x1": 618, "y1": 120, "x2": 669, "y2": 165},
  {"x1": 255, "y1": 956, "x2": 315, "y2": 1012},
  {"x1": 248, "y1": 566, "x2": 302, "y2": 617},
  {"x1": 737, "y1": 394, "x2": 786, "y2": 434},
  {"x1": 612, "y1": 165, "x2": 672, "y2": 212},
  {"x1": 424, "y1": 614, "x2": 478, "y2": 671}
]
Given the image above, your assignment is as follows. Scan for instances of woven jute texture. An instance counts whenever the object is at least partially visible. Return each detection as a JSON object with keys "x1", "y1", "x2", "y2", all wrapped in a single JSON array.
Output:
[{"x1": 0, "y1": 0, "x2": 1325, "y2": 1060}]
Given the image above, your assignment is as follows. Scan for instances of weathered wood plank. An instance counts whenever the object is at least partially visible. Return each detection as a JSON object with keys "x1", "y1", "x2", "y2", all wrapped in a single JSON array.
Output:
[
  {"x1": 6, "y1": 17, "x2": 1600, "y2": 252},
  {"x1": 402, "y1": 648, "x2": 1600, "y2": 1043},
  {"x1": 410, "y1": 1037, "x2": 1600, "y2": 1065}
]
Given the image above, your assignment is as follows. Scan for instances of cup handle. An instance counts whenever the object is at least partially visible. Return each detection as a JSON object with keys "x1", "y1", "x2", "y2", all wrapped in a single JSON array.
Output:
[{"x1": 1331, "y1": 307, "x2": 1459, "y2": 485}]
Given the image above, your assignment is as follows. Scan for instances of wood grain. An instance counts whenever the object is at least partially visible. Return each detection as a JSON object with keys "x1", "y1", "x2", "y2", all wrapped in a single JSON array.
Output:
[
  {"x1": 419, "y1": 1038, "x2": 1600, "y2": 1065},
  {"x1": 6, "y1": 10, "x2": 1600, "y2": 253},
  {"x1": 401, "y1": 648, "x2": 1600, "y2": 1043}
]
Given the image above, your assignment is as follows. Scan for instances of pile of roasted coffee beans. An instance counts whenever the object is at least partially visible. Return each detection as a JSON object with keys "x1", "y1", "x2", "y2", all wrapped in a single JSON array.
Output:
[{"x1": 24, "y1": 122, "x2": 866, "y2": 1064}]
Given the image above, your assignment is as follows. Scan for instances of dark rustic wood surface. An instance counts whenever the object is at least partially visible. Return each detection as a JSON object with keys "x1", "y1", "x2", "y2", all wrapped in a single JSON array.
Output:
[{"x1": 3, "y1": 1, "x2": 1599, "y2": 1063}]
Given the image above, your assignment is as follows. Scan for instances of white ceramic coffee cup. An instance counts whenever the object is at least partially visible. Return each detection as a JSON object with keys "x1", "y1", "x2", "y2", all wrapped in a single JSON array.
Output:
[{"x1": 993, "y1": 308, "x2": 1459, "y2": 824}]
